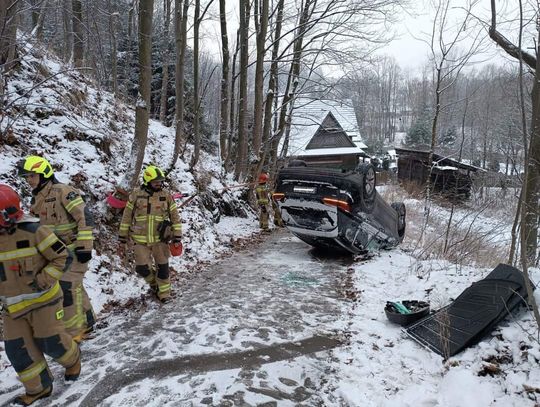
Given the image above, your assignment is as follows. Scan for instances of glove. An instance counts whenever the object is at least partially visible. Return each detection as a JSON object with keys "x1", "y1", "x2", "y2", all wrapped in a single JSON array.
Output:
[
  {"x1": 74, "y1": 248, "x2": 92, "y2": 264},
  {"x1": 32, "y1": 271, "x2": 57, "y2": 290}
]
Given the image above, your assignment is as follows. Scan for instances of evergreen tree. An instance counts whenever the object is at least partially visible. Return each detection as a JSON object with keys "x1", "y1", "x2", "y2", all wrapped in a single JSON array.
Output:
[{"x1": 405, "y1": 110, "x2": 432, "y2": 146}]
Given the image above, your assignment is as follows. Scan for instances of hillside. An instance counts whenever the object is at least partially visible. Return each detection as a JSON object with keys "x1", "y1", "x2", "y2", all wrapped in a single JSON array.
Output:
[{"x1": 0, "y1": 41, "x2": 260, "y2": 314}]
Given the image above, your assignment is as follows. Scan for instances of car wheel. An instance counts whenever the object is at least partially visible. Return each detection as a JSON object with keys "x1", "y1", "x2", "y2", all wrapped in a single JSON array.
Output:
[
  {"x1": 356, "y1": 163, "x2": 376, "y2": 213},
  {"x1": 391, "y1": 202, "x2": 406, "y2": 242}
]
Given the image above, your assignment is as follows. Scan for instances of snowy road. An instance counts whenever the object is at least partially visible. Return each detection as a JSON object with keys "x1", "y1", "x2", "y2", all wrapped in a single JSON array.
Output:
[{"x1": 1, "y1": 230, "x2": 351, "y2": 406}]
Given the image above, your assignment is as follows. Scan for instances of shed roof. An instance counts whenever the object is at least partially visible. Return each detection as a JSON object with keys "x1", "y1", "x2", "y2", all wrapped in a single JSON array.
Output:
[{"x1": 395, "y1": 147, "x2": 485, "y2": 172}]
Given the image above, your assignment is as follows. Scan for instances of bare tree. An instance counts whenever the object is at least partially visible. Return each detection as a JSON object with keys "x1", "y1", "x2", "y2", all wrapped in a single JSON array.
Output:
[
  {"x1": 489, "y1": 0, "x2": 540, "y2": 331},
  {"x1": 218, "y1": 0, "x2": 230, "y2": 161},
  {"x1": 234, "y1": 0, "x2": 249, "y2": 179},
  {"x1": 252, "y1": 0, "x2": 269, "y2": 159},
  {"x1": 0, "y1": 0, "x2": 18, "y2": 74},
  {"x1": 489, "y1": 0, "x2": 539, "y2": 263},
  {"x1": 119, "y1": 0, "x2": 155, "y2": 190},
  {"x1": 72, "y1": 0, "x2": 84, "y2": 68},
  {"x1": 168, "y1": 0, "x2": 189, "y2": 172},
  {"x1": 159, "y1": 0, "x2": 172, "y2": 123}
]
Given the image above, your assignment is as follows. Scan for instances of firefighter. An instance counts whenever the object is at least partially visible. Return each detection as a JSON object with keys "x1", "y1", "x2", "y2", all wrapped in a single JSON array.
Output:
[
  {"x1": 255, "y1": 173, "x2": 270, "y2": 231},
  {"x1": 0, "y1": 185, "x2": 81, "y2": 406},
  {"x1": 17, "y1": 156, "x2": 96, "y2": 342},
  {"x1": 117, "y1": 165, "x2": 182, "y2": 303}
]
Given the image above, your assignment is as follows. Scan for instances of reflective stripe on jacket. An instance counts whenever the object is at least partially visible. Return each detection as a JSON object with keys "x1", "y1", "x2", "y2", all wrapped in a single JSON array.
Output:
[
  {"x1": 256, "y1": 184, "x2": 269, "y2": 205},
  {"x1": 0, "y1": 218, "x2": 70, "y2": 318},
  {"x1": 119, "y1": 187, "x2": 182, "y2": 245},
  {"x1": 31, "y1": 181, "x2": 94, "y2": 252}
]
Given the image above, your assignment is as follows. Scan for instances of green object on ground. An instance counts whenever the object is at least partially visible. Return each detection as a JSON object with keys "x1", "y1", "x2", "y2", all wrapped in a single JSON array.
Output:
[{"x1": 391, "y1": 301, "x2": 411, "y2": 314}]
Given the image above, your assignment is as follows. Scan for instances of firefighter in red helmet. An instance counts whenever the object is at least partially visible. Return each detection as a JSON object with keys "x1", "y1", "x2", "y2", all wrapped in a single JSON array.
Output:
[{"x1": 0, "y1": 185, "x2": 80, "y2": 405}]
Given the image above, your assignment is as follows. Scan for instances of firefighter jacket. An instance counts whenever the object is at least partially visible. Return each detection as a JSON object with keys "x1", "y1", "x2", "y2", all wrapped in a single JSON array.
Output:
[
  {"x1": 119, "y1": 186, "x2": 182, "y2": 245},
  {"x1": 30, "y1": 181, "x2": 94, "y2": 253},
  {"x1": 255, "y1": 183, "x2": 269, "y2": 205},
  {"x1": 0, "y1": 216, "x2": 71, "y2": 319}
]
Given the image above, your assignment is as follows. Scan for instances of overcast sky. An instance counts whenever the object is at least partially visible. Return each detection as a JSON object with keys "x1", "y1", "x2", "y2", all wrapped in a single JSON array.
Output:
[
  {"x1": 200, "y1": 0, "x2": 531, "y2": 75},
  {"x1": 379, "y1": 0, "x2": 531, "y2": 72}
]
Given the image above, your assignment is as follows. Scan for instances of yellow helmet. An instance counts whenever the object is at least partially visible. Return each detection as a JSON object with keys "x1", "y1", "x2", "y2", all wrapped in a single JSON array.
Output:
[
  {"x1": 143, "y1": 165, "x2": 166, "y2": 185},
  {"x1": 17, "y1": 156, "x2": 54, "y2": 179}
]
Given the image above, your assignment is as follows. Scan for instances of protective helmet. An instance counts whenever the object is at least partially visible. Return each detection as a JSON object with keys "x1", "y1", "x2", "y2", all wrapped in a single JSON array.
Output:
[
  {"x1": 0, "y1": 185, "x2": 23, "y2": 228},
  {"x1": 17, "y1": 156, "x2": 54, "y2": 179},
  {"x1": 258, "y1": 172, "x2": 269, "y2": 183},
  {"x1": 143, "y1": 165, "x2": 166, "y2": 185}
]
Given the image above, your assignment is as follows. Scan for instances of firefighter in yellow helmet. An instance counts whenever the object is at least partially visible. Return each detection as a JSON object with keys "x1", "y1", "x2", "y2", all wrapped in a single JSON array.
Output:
[
  {"x1": 17, "y1": 156, "x2": 96, "y2": 343},
  {"x1": 0, "y1": 185, "x2": 81, "y2": 406},
  {"x1": 255, "y1": 173, "x2": 271, "y2": 231},
  {"x1": 118, "y1": 165, "x2": 182, "y2": 303}
]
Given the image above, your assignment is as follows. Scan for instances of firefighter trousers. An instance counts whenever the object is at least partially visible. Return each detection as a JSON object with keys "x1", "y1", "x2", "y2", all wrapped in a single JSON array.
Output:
[
  {"x1": 59, "y1": 257, "x2": 96, "y2": 338},
  {"x1": 134, "y1": 242, "x2": 171, "y2": 300},
  {"x1": 3, "y1": 299, "x2": 80, "y2": 395},
  {"x1": 271, "y1": 200, "x2": 283, "y2": 226},
  {"x1": 259, "y1": 204, "x2": 269, "y2": 230}
]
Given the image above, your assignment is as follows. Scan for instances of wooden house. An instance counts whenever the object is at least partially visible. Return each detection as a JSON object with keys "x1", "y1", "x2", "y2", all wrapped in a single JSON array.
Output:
[{"x1": 282, "y1": 98, "x2": 368, "y2": 170}]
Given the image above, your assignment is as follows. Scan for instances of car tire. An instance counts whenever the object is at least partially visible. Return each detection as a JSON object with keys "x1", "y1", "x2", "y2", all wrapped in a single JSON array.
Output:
[
  {"x1": 391, "y1": 202, "x2": 406, "y2": 242},
  {"x1": 356, "y1": 163, "x2": 376, "y2": 213}
]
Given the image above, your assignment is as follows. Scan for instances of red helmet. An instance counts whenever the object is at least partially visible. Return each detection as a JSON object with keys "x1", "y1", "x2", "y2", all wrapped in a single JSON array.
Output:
[
  {"x1": 258, "y1": 173, "x2": 269, "y2": 183},
  {"x1": 0, "y1": 185, "x2": 23, "y2": 227}
]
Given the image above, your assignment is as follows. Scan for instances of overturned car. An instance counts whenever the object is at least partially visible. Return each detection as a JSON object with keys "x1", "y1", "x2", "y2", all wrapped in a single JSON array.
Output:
[{"x1": 273, "y1": 163, "x2": 406, "y2": 254}]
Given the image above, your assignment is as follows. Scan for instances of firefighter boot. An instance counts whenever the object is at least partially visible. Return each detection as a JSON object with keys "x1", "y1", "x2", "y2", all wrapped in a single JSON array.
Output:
[
  {"x1": 156, "y1": 263, "x2": 171, "y2": 303},
  {"x1": 64, "y1": 356, "x2": 81, "y2": 381},
  {"x1": 13, "y1": 386, "x2": 53, "y2": 406}
]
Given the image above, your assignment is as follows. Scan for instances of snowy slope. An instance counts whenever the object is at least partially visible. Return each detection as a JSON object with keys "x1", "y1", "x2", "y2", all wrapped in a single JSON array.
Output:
[
  {"x1": 0, "y1": 41, "x2": 260, "y2": 315},
  {"x1": 0, "y1": 42, "x2": 539, "y2": 407}
]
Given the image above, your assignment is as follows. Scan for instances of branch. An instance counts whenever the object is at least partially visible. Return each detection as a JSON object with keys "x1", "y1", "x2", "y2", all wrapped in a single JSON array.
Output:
[{"x1": 489, "y1": 0, "x2": 536, "y2": 69}]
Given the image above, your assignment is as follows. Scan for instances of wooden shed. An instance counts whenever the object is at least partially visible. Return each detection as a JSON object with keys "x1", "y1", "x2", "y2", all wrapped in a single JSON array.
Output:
[{"x1": 395, "y1": 147, "x2": 482, "y2": 199}]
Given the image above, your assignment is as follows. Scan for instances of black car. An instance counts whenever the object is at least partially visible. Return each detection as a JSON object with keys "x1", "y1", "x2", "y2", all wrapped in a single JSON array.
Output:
[{"x1": 273, "y1": 163, "x2": 406, "y2": 254}]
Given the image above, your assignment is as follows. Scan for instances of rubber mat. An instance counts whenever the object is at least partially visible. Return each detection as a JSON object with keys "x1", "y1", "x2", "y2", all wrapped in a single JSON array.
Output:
[{"x1": 406, "y1": 264, "x2": 531, "y2": 358}]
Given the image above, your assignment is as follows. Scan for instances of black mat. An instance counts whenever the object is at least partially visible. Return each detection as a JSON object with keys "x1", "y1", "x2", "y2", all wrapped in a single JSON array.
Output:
[{"x1": 406, "y1": 264, "x2": 531, "y2": 358}]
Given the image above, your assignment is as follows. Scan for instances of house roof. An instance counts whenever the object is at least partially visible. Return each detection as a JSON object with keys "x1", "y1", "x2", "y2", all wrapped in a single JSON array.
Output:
[
  {"x1": 298, "y1": 147, "x2": 367, "y2": 157},
  {"x1": 395, "y1": 147, "x2": 485, "y2": 172},
  {"x1": 283, "y1": 98, "x2": 367, "y2": 157}
]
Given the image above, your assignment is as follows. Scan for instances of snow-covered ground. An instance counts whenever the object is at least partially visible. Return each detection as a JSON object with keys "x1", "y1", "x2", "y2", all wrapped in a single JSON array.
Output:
[{"x1": 0, "y1": 42, "x2": 539, "y2": 406}]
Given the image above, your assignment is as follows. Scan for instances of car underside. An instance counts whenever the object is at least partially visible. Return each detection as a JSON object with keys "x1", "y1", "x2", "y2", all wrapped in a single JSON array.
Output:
[{"x1": 274, "y1": 164, "x2": 405, "y2": 254}]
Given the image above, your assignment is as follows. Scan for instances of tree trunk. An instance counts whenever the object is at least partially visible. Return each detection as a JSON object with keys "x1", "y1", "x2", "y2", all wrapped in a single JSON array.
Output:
[
  {"x1": 272, "y1": 0, "x2": 312, "y2": 168},
  {"x1": 218, "y1": 0, "x2": 230, "y2": 162},
  {"x1": 31, "y1": 0, "x2": 48, "y2": 40},
  {"x1": 224, "y1": 29, "x2": 240, "y2": 170},
  {"x1": 119, "y1": 0, "x2": 154, "y2": 190},
  {"x1": 108, "y1": 0, "x2": 118, "y2": 96},
  {"x1": 190, "y1": 0, "x2": 201, "y2": 169},
  {"x1": 258, "y1": 0, "x2": 284, "y2": 173},
  {"x1": 159, "y1": 0, "x2": 171, "y2": 123},
  {"x1": 62, "y1": 0, "x2": 73, "y2": 62},
  {"x1": 235, "y1": 0, "x2": 249, "y2": 179},
  {"x1": 168, "y1": 0, "x2": 189, "y2": 171},
  {"x1": 72, "y1": 0, "x2": 84, "y2": 68},
  {"x1": 252, "y1": 0, "x2": 269, "y2": 159},
  {"x1": 0, "y1": 0, "x2": 18, "y2": 72}
]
